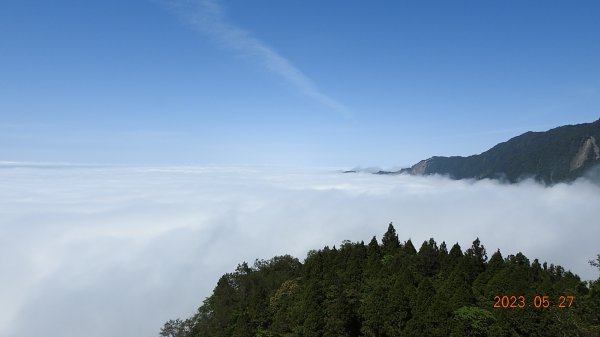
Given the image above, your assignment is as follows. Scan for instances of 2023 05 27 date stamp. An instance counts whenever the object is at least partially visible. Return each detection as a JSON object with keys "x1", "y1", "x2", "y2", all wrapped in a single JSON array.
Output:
[{"x1": 492, "y1": 295, "x2": 575, "y2": 309}]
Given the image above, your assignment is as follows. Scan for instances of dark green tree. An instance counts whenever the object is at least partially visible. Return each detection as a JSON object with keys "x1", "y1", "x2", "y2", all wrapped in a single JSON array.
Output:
[
  {"x1": 381, "y1": 223, "x2": 400, "y2": 256},
  {"x1": 465, "y1": 238, "x2": 487, "y2": 275},
  {"x1": 417, "y1": 238, "x2": 440, "y2": 277}
]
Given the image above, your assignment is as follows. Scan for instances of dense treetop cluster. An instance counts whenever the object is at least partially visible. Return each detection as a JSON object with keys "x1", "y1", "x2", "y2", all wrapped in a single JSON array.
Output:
[{"x1": 160, "y1": 224, "x2": 600, "y2": 337}]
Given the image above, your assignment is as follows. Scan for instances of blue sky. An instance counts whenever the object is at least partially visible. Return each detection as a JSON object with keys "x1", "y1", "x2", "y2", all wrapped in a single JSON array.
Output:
[{"x1": 2, "y1": 0, "x2": 600, "y2": 167}]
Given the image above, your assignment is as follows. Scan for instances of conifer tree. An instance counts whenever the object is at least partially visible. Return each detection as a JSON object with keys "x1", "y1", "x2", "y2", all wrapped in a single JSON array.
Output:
[
  {"x1": 417, "y1": 238, "x2": 440, "y2": 277},
  {"x1": 381, "y1": 223, "x2": 400, "y2": 256},
  {"x1": 466, "y1": 238, "x2": 487, "y2": 275}
]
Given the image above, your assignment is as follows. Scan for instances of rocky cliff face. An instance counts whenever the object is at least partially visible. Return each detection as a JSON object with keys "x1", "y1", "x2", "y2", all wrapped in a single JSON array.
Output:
[
  {"x1": 570, "y1": 136, "x2": 600, "y2": 172},
  {"x1": 398, "y1": 119, "x2": 600, "y2": 184},
  {"x1": 410, "y1": 159, "x2": 431, "y2": 175}
]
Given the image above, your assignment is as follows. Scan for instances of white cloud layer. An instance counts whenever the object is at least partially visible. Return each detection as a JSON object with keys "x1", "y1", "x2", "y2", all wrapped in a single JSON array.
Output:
[{"x1": 0, "y1": 165, "x2": 599, "y2": 337}]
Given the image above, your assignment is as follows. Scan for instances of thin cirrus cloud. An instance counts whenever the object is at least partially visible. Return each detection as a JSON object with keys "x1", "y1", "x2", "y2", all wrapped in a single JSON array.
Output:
[
  {"x1": 162, "y1": 0, "x2": 351, "y2": 118},
  {"x1": 0, "y1": 164, "x2": 599, "y2": 337}
]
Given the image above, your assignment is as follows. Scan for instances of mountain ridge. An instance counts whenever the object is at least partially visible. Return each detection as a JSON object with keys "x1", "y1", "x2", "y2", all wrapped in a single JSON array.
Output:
[{"x1": 381, "y1": 119, "x2": 600, "y2": 184}]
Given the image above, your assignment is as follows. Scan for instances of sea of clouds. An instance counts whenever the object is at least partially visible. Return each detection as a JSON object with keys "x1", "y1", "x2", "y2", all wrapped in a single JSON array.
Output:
[{"x1": 0, "y1": 164, "x2": 599, "y2": 337}]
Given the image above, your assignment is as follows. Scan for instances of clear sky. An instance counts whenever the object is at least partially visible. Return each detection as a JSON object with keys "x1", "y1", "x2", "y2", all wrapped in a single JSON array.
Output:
[{"x1": 2, "y1": 0, "x2": 600, "y2": 167}]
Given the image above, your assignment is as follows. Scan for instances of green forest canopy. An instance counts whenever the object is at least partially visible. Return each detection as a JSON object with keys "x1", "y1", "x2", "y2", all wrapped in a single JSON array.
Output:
[{"x1": 160, "y1": 223, "x2": 600, "y2": 337}]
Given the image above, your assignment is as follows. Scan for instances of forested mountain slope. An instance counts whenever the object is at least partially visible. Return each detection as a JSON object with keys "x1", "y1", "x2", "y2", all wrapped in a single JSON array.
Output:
[
  {"x1": 394, "y1": 119, "x2": 600, "y2": 184},
  {"x1": 159, "y1": 224, "x2": 600, "y2": 337}
]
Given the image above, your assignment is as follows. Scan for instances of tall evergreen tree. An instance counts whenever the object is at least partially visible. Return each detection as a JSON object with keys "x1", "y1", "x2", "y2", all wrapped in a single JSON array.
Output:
[
  {"x1": 417, "y1": 238, "x2": 440, "y2": 277},
  {"x1": 381, "y1": 223, "x2": 400, "y2": 256},
  {"x1": 466, "y1": 238, "x2": 488, "y2": 275},
  {"x1": 403, "y1": 239, "x2": 417, "y2": 256}
]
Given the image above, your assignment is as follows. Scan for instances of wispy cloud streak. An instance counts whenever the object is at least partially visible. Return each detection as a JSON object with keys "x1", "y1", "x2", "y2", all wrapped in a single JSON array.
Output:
[{"x1": 164, "y1": 0, "x2": 350, "y2": 117}]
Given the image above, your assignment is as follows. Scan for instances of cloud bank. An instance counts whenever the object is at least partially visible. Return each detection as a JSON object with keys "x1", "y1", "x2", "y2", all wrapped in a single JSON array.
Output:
[
  {"x1": 0, "y1": 165, "x2": 599, "y2": 337},
  {"x1": 163, "y1": 0, "x2": 350, "y2": 117}
]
